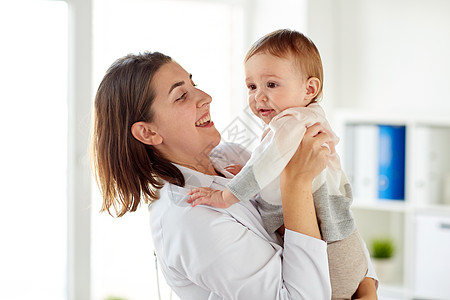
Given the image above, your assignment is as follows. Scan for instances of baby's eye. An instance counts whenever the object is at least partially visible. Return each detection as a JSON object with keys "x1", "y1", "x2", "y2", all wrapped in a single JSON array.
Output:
[
  {"x1": 267, "y1": 82, "x2": 278, "y2": 88},
  {"x1": 247, "y1": 84, "x2": 256, "y2": 90}
]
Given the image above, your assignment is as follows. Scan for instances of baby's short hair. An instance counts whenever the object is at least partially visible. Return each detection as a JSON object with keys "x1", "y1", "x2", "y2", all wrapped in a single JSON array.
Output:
[{"x1": 245, "y1": 29, "x2": 324, "y2": 102}]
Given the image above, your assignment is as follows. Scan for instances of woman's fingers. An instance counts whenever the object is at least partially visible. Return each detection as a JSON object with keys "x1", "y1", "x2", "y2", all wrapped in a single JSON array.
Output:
[
  {"x1": 306, "y1": 123, "x2": 333, "y2": 153},
  {"x1": 305, "y1": 125, "x2": 332, "y2": 158},
  {"x1": 306, "y1": 123, "x2": 330, "y2": 143},
  {"x1": 304, "y1": 122, "x2": 324, "y2": 137},
  {"x1": 321, "y1": 142, "x2": 331, "y2": 153},
  {"x1": 282, "y1": 123, "x2": 331, "y2": 183}
]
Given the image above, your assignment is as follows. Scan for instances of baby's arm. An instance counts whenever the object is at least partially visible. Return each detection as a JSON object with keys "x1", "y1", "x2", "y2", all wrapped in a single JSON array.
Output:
[
  {"x1": 186, "y1": 164, "x2": 242, "y2": 208},
  {"x1": 187, "y1": 187, "x2": 239, "y2": 208}
]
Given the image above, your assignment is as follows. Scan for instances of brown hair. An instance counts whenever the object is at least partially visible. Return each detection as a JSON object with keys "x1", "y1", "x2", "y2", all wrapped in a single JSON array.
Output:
[
  {"x1": 245, "y1": 29, "x2": 324, "y2": 102},
  {"x1": 91, "y1": 52, "x2": 185, "y2": 217}
]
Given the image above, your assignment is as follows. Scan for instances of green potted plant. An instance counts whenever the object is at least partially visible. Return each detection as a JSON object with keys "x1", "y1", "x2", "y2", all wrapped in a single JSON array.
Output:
[
  {"x1": 371, "y1": 237, "x2": 396, "y2": 283},
  {"x1": 372, "y1": 238, "x2": 394, "y2": 259},
  {"x1": 104, "y1": 296, "x2": 128, "y2": 300}
]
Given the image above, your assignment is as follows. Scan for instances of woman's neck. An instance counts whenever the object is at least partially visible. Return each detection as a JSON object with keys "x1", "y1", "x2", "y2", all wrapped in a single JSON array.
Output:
[
  {"x1": 175, "y1": 159, "x2": 218, "y2": 176},
  {"x1": 156, "y1": 145, "x2": 219, "y2": 176}
]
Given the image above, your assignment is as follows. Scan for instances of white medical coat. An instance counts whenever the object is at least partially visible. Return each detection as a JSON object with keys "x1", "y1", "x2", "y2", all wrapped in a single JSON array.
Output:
[{"x1": 149, "y1": 142, "x2": 376, "y2": 299}]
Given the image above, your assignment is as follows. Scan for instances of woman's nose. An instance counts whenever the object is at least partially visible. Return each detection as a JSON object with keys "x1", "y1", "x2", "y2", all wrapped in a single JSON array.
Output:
[{"x1": 196, "y1": 89, "x2": 212, "y2": 108}]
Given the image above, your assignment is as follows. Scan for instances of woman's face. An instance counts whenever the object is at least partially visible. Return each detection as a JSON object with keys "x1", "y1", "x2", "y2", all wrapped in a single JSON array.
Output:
[{"x1": 149, "y1": 61, "x2": 221, "y2": 165}]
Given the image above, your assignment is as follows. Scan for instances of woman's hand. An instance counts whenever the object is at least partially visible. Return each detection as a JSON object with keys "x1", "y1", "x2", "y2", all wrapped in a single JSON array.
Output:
[
  {"x1": 352, "y1": 277, "x2": 378, "y2": 299},
  {"x1": 281, "y1": 123, "x2": 331, "y2": 186},
  {"x1": 280, "y1": 123, "x2": 331, "y2": 239}
]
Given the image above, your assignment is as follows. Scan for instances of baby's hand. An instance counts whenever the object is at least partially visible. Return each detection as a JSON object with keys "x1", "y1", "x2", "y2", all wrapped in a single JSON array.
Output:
[
  {"x1": 187, "y1": 187, "x2": 239, "y2": 208},
  {"x1": 224, "y1": 164, "x2": 243, "y2": 176}
]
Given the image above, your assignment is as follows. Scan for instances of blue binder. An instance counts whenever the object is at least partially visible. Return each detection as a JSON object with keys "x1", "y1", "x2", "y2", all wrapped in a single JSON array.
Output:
[{"x1": 378, "y1": 125, "x2": 406, "y2": 200}]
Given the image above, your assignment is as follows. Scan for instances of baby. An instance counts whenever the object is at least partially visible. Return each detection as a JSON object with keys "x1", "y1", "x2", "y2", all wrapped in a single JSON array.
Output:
[{"x1": 187, "y1": 29, "x2": 367, "y2": 299}]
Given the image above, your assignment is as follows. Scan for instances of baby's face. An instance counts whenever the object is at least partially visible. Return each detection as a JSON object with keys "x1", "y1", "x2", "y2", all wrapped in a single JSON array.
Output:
[{"x1": 244, "y1": 53, "x2": 311, "y2": 124}]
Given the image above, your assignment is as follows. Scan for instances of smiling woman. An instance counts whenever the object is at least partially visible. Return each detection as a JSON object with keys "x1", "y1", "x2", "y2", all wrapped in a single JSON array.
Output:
[
  {"x1": 93, "y1": 53, "x2": 223, "y2": 218},
  {"x1": 130, "y1": 60, "x2": 221, "y2": 176}
]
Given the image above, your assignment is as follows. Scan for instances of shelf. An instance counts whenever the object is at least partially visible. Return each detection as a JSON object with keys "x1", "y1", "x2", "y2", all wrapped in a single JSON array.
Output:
[
  {"x1": 352, "y1": 201, "x2": 450, "y2": 214},
  {"x1": 352, "y1": 200, "x2": 409, "y2": 213},
  {"x1": 334, "y1": 109, "x2": 450, "y2": 127},
  {"x1": 412, "y1": 204, "x2": 450, "y2": 215},
  {"x1": 335, "y1": 111, "x2": 450, "y2": 300}
]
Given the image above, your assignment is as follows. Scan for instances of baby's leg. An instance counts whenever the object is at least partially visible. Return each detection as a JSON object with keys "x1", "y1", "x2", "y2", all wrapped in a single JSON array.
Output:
[{"x1": 327, "y1": 229, "x2": 368, "y2": 300}]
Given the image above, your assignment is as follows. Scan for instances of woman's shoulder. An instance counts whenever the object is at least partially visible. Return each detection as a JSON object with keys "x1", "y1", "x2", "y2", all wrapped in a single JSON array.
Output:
[
  {"x1": 150, "y1": 183, "x2": 240, "y2": 264},
  {"x1": 151, "y1": 183, "x2": 231, "y2": 236}
]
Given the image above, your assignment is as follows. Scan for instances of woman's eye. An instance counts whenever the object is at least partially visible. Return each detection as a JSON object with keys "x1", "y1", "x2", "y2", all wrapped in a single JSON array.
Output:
[
  {"x1": 176, "y1": 92, "x2": 187, "y2": 101},
  {"x1": 267, "y1": 82, "x2": 278, "y2": 88}
]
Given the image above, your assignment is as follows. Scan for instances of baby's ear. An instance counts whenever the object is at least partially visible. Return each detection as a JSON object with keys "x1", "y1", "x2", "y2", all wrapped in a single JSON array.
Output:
[
  {"x1": 131, "y1": 121, "x2": 163, "y2": 145},
  {"x1": 305, "y1": 77, "x2": 321, "y2": 100}
]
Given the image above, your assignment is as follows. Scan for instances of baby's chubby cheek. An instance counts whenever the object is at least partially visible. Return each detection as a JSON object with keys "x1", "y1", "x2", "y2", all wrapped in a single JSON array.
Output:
[{"x1": 248, "y1": 101, "x2": 258, "y2": 116}]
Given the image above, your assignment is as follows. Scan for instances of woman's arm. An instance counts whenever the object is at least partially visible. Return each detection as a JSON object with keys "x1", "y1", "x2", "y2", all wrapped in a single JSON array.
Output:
[
  {"x1": 157, "y1": 128, "x2": 333, "y2": 299},
  {"x1": 158, "y1": 187, "x2": 331, "y2": 300},
  {"x1": 280, "y1": 123, "x2": 330, "y2": 239},
  {"x1": 277, "y1": 123, "x2": 333, "y2": 299}
]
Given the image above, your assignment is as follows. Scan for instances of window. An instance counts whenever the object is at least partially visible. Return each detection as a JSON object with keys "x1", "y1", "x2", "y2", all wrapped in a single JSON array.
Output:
[{"x1": 0, "y1": 1, "x2": 68, "y2": 299}]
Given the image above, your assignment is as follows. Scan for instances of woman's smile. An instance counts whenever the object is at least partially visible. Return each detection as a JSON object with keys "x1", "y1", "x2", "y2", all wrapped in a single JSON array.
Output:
[{"x1": 195, "y1": 112, "x2": 213, "y2": 127}]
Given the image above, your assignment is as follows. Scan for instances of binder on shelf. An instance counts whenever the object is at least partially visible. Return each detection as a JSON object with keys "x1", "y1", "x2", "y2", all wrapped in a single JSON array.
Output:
[
  {"x1": 377, "y1": 125, "x2": 406, "y2": 200},
  {"x1": 413, "y1": 126, "x2": 434, "y2": 205},
  {"x1": 346, "y1": 124, "x2": 378, "y2": 203}
]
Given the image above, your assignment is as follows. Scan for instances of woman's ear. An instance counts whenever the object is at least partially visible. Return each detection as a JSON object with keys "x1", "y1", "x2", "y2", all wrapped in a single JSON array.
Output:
[
  {"x1": 131, "y1": 121, "x2": 163, "y2": 145},
  {"x1": 305, "y1": 77, "x2": 321, "y2": 100}
]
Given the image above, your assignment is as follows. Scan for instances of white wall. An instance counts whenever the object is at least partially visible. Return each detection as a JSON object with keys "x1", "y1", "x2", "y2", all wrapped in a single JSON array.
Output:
[
  {"x1": 247, "y1": 0, "x2": 308, "y2": 45},
  {"x1": 308, "y1": 0, "x2": 450, "y2": 115},
  {"x1": 305, "y1": 0, "x2": 341, "y2": 116}
]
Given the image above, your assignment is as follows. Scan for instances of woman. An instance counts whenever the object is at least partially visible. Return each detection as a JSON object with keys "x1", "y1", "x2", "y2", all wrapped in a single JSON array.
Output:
[{"x1": 92, "y1": 52, "x2": 378, "y2": 299}]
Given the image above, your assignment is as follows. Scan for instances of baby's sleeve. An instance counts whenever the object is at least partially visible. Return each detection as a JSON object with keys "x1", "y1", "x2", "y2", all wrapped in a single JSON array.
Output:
[
  {"x1": 226, "y1": 163, "x2": 261, "y2": 202},
  {"x1": 226, "y1": 114, "x2": 308, "y2": 203}
]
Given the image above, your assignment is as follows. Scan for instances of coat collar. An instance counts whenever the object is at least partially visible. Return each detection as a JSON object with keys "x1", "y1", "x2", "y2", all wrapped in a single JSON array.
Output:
[{"x1": 173, "y1": 158, "x2": 234, "y2": 190}]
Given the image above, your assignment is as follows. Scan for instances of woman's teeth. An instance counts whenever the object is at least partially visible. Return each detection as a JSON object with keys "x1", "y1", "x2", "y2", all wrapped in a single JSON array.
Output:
[{"x1": 195, "y1": 114, "x2": 211, "y2": 126}]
